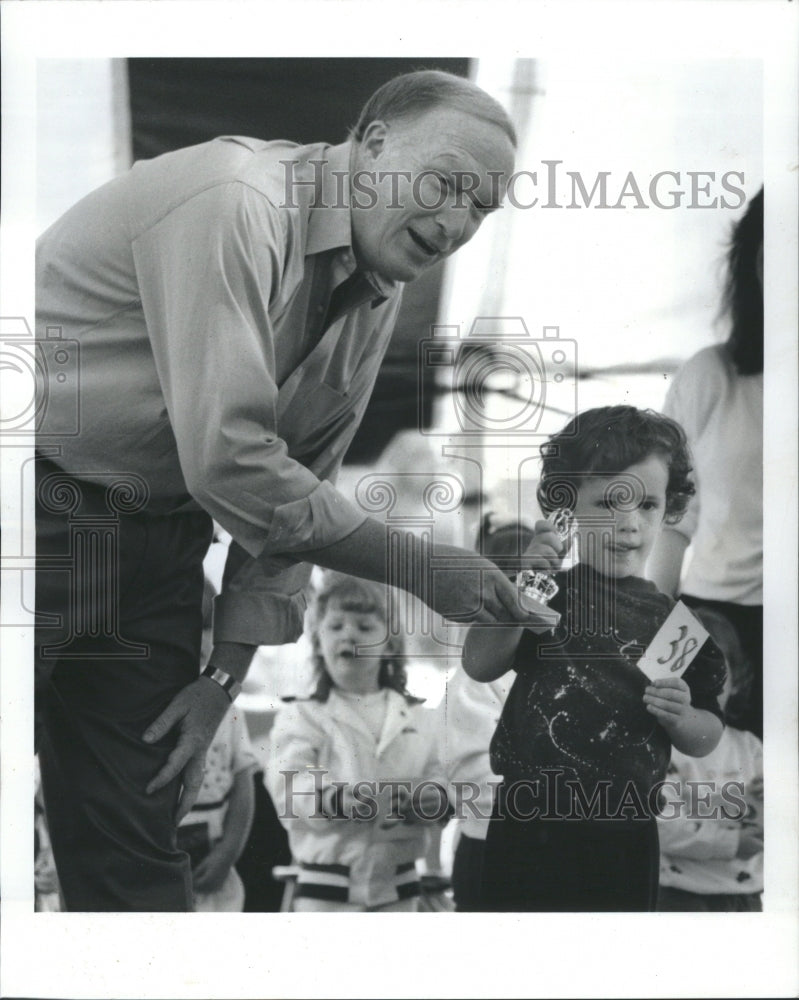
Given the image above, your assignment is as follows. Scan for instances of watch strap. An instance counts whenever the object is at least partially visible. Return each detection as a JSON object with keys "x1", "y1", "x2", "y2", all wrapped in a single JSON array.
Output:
[{"x1": 201, "y1": 665, "x2": 242, "y2": 702}]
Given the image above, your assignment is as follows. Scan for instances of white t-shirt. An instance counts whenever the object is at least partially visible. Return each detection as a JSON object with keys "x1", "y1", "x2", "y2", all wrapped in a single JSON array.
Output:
[
  {"x1": 658, "y1": 727, "x2": 763, "y2": 896},
  {"x1": 663, "y1": 345, "x2": 762, "y2": 605},
  {"x1": 440, "y1": 669, "x2": 514, "y2": 840}
]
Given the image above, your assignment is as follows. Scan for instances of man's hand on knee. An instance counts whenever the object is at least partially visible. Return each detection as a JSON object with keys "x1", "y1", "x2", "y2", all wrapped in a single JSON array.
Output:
[{"x1": 143, "y1": 678, "x2": 231, "y2": 822}]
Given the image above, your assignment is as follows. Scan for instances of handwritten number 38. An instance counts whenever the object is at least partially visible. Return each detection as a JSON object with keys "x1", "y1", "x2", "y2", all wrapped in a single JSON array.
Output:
[{"x1": 656, "y1": 624, "x2": 698, "y2": 673}]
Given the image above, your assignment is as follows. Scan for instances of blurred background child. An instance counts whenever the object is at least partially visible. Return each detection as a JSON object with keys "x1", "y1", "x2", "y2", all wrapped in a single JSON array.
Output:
[
  {"x1": 657, "y1": 606, "x2": 763, "y2": 911},
  {"x1": 267, "y1": 572, "x2": 448, "y2": 912},
  {"x1": 177, "y1": 580, "x2": 258, "y2": 912},
  {"x1": 442, "y1": 515, "x2": 535, "y2": 911}
]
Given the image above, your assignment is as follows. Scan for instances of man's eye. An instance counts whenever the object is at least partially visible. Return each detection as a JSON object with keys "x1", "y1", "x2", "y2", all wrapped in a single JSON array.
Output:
[{"x1": 436, "y1": 173, "x2": 452, "y2": 190}]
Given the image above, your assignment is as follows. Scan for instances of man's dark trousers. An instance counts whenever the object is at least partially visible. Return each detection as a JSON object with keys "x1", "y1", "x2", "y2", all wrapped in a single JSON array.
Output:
[{"x1": 35, "y1": 457, "x2": 213, "y2": 911}]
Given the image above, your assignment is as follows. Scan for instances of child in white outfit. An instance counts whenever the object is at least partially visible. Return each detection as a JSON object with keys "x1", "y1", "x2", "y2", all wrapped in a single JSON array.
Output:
[
  {"x1": 178, "y1": 705, "x2": 258, "y2": 912},
  {"x1": 657, "y1": 606, "x2": 763, "y2": 910},
  {"x1": 442, "y1": 518, "x2": 535, "y2": 911},
  {"x1": 268, "y1": 572, "x2": 447, "y2": 912}
]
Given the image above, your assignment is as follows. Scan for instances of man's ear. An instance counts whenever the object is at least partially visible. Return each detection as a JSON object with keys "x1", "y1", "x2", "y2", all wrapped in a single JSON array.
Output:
[{"x1": 358, "y1": 120, "x2": 390, "y2": 162}]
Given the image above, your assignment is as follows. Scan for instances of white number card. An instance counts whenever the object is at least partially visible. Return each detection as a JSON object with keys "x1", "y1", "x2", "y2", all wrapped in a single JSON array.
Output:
[{"x1": 637, "y1": 601, "x2": 710, "y2": 682}]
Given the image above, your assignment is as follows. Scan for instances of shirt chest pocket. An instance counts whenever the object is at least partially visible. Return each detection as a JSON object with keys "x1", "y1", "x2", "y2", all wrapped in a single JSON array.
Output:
[
  {"x1": 277, "y1": 381, "x2": 360, "y2": 467},
  {"x1": 277, "y1": 337, "x2": 384, "y2": 462}
]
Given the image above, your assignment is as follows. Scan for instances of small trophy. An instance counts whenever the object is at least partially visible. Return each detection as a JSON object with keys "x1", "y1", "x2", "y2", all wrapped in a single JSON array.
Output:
[{"x1": 516, "y1": 508, "x2": 575, "y2": 631}]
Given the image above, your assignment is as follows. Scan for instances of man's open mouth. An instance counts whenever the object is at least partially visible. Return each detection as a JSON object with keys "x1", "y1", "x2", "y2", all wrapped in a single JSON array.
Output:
[{"x1": 408, "y1": 229, "x2": 439, "y2": 256}]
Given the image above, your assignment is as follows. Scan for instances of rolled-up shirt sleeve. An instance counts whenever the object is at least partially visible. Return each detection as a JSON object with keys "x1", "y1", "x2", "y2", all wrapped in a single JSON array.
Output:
[
  {"x1": 214, "y1": 546, "x2": 313, "y2": 646},
  {"x1": 132, "y1": 181, "x2": 365, "y2": 560},
  {"x1": 214, "y1": 483, "x2": 378, "y2": 645}
]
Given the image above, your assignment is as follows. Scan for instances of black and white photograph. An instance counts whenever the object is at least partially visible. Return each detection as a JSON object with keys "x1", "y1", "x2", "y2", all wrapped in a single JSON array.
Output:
[{"x1": 1, "y1": 2, "x2": 797, "y2": 998}]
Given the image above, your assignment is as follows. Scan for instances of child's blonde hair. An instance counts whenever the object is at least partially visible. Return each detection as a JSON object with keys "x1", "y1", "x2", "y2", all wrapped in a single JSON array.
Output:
[{"x1": 307, "y1": 572, "x2": 419, "y2": 703}]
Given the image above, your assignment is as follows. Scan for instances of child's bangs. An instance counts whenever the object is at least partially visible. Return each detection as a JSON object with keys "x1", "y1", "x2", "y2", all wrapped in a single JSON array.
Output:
[
  {"x1": 335, "y1": 596, "x2": 382, "y2": 616},
  {"x1": 316, "y1": 573, "x2": 389, "y2": 620}
]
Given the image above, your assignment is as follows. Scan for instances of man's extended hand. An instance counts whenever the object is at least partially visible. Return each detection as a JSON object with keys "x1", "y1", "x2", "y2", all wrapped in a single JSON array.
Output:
[
  {"x1": 430, "y1": 548, "x2": 541, "y2": 626},
  {"x1": 143, "y1": 678, "x2": 231, "y2": 822},
  {"x1": 298, "y1": 518, "x2": 557, "y2": 629}
]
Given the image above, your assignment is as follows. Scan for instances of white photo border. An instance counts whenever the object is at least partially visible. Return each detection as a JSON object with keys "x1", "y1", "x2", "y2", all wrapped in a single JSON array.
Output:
[{"x1": 1, "y1": 2, "x2": 797, "y2": 998}]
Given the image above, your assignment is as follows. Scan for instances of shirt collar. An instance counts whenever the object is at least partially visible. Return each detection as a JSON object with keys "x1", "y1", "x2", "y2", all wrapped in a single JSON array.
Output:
[{"x1": 305, "y1": 140, "x2": 397, "y2": 303}]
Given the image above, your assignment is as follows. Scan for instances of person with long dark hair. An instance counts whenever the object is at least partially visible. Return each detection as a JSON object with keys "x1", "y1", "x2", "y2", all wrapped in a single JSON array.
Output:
[{"x1": 648, "y1": 187, "x2": 764, "y2": 739}]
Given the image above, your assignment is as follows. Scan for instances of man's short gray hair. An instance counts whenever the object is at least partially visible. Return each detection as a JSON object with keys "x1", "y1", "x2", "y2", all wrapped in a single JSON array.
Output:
[{"x1": 350, "y1": 69, "x2": 517, "y2": 147}]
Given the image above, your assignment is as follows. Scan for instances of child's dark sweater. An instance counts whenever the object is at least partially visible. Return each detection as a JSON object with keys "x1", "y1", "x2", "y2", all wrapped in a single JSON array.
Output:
[{"x1": 490, "y1": 565, "x2": 727, "y2": 819}]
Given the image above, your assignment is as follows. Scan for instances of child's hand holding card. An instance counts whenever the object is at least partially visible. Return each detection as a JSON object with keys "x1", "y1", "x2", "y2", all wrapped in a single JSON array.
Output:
[{"x1": 637, "y1": 601, "x2": 710, "y2": 682}]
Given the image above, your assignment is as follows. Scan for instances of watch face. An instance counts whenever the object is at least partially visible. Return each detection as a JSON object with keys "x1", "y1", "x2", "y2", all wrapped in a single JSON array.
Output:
[{"x1": 203, "y1": 666, "x2": 238, "y2": 701}]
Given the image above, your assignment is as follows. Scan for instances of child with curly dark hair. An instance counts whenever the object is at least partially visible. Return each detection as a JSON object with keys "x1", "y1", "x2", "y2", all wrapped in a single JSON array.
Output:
[
  {"x1": 267, "y1": 571, "x2": 447, "y2": 911},
  {"x1": 463, "y1": 405, "x2": 727, "y2": 912}
]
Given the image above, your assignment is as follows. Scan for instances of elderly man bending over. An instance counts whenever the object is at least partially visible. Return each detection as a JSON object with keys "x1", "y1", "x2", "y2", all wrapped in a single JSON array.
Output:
[{"x1": 35, "y1": 69, "x2": 531, "y2": 910}]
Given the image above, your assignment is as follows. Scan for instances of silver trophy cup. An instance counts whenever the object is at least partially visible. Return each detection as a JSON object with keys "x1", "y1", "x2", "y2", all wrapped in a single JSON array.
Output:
[{"x1": 516, "y1": 508, "x2": 575, "y2": 631}]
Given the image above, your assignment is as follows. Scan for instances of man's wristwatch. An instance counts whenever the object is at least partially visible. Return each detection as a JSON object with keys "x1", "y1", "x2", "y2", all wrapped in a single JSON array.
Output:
[{"x1": 201, "y1": 665, "x2": 242, "y2": 703}]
